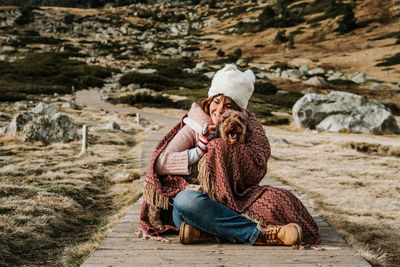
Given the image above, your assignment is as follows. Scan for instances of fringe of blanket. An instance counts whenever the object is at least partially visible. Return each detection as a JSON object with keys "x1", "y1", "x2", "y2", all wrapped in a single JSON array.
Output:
[
  {"x1": 197, "y1": 157, "x2": 218, "y2": 200},
  {"x1": 134, "y1": 228, "x2": 171, "y2": 243},
  {"x1": 242, "y1": 210, "x2": 270, "y2": 229},
  {"x1": 143, "y1": 183, "x2": 170, "y2": 210}
]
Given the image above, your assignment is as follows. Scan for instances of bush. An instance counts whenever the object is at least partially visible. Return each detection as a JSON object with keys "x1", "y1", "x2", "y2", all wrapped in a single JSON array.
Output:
[
  {"x1": 336, "y1": 5, "x2": 358, "y2": 34},
  {"x1": 274, "y1": 30, "x2": 289, "y2": 44},
  {"x1": 254, "y1": 81, "x2": 279, "y2": 95},
  {"x1": 119, "y1": 72, "x2": 171, "y2": 89},
  {"x1": 217, "y1": 49, "x2": 225, "y2": 57},
  {"x1": 0, "y1": 52, "x2": 116, "y2": 101}
]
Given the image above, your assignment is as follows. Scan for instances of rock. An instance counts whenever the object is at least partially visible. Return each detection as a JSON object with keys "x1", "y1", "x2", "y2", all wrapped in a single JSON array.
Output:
[
  {"x1": 282, "y1": 69, "x2": 303, "y2": 80},
  {"x1": 127, "y1": 83, "x2": 141, "y2": 90},
  {"x1": 134, "y1": 88, "x2": 155, "y2": 94},
  {"x1": 104, "y1": 122, "x2": 121, "y2": 130},
  {"x1": 162, "y1": 47, "x2": 179, "y2": 56},
  {"x1": 301, "y1": 88, "x2": 317, "y2": 94},
  {"x1": 307, "y1": 67, "x2": 325, "y2": 76},
  {"x1": 32, "y1": 102, "x2": 58, "y2": 117},
  {"x1": 267, "y1": 136, "x2": 289, "y2": 144},
  {"x1": 304, "y1": 76, "x2": 327, "y2": 85},
  {"x1": 0, "y1": 126, "x2": 9, "y2": 134},
  {"x1": 1, "y1": 46, "x2": 16, "y2": 53},
  {"x1": 14, "y1": 102, "x2": 28, "y2": 111},
  {"x1": 193, "y1": 62, "x2": 211, "y2": 73},
  {"x1": 18, "y1": 113, "x2": 78, "y2": 144},
  {"x1": 9, "y1": 107, "x2": 78, "y2": 144},
  {"x1": 351, "y1": 72, "x2": 370, "y2": 84},
  {"x1": 112, "y1": 172, "x2": 139, "y2": 183},
  {"x1": 10, "y1": 112, "x2": 37, "y2": 133},
  {"x1": 327, "y1": 72, "x2": 346, "y2": 81},
  {"x1": 292, "y1": 91, "x2": 400, "y2": 134},
  {"x1": 204, "y1": 71, "x2": 216, "y2": 79},
  {"x1": 299, "y1": 65, "x2": 309, "y2": 73},
  {"x1": 61, "y1": 102, "x2": 79, "y2": 109}
]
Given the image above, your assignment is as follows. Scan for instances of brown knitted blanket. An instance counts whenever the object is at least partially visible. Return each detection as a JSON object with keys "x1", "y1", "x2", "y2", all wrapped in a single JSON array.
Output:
[{"x1": 140, "y1": 112, "x2": 320, "y2": 245}]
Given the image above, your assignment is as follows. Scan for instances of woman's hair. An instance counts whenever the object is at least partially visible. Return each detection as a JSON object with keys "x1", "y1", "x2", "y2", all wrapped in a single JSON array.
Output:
[{"x1": 200, "y1": 94, "x2": 242, "y2": 115}]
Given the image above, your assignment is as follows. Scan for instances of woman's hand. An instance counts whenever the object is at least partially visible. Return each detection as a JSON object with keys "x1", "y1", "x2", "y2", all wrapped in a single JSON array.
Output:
[{"x1": 202, "y1": 122, "x2": 216, "y2": 141}]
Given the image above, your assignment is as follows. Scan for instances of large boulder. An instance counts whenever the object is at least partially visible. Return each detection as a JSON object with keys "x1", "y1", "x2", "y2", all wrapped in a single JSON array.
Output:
[
  {"x1": 9, "y1": 102, "x2": 78, "y2": 144},
  {"x1": 292, "y1": 91, "x2": 400, "y2": 134}
]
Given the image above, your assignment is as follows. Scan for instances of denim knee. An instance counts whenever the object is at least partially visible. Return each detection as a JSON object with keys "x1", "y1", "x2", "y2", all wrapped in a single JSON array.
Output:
[{"x1": 174, "y1": 190, "x2": 205, "y2": 214}]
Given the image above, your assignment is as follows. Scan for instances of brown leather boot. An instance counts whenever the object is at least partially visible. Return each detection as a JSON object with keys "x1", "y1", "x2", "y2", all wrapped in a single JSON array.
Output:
[
  {"x1": 254, "y1": 223, "x2": 303, "y2": 246},
  {"x1": 179, "y1": 222, "x2": 216, "y2": 244}
]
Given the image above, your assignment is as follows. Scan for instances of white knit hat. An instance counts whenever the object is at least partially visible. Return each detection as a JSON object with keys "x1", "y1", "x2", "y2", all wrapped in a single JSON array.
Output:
[{"x1": 208, "y1": 64, "x2": 255, "y2": 109}]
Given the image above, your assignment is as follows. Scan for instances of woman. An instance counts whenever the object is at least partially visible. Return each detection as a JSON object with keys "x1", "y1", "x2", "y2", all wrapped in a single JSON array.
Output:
[{"x1": 140, "y1": 64, "x2": 320, "y2": 246}]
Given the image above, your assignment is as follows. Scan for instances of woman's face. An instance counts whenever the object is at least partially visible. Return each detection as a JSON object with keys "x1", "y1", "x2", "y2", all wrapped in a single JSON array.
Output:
[{"x1": 209, "y1": 95, "x2": 234, "y2": 125}]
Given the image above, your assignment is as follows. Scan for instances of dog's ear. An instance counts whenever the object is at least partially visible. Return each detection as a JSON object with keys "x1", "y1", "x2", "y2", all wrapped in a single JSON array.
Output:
[{"x1": 238, "y1": 112, "x2": 252, "y2": 133}]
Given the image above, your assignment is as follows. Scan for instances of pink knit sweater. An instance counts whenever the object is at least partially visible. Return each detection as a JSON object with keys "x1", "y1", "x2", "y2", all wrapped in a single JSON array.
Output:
[{"x1": 155, "y1": 103, "x2": 212, "y2": 176}]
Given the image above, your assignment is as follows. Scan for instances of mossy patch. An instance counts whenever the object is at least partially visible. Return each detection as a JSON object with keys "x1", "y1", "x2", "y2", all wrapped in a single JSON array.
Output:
[
  {"x1": 110, "y1": 92, "x2": 192, "y2": 110},
  {"x1": 120, "y1": 58, "x2": 210, "y2": 91},
  {"x1": 0, "y1": 52, "x2": 117, "y2": 101}
]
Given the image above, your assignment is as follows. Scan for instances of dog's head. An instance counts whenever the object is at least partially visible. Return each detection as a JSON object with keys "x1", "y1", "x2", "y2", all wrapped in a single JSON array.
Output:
[{"x1": 218, "y1": 110, "x2": 249, "y2": 145}]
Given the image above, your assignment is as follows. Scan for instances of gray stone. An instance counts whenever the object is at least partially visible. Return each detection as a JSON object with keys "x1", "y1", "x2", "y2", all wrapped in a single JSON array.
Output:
[
  {"x1": 14, "y1": 102, "x2": 28, "y2": 111},
  {"x1": 307, "y1": 67, "x2": 325, "y2": 75},
  {"x1": 61, "y1": 102, "x2": 79, "y2": 109},
  {"x1": 285, "y1": 69, "x2": 303, "y2": 79},
  {"x1": 193, "y1": 62, "x2": 211, "y2": 73},
  {"x1": 1, "y1": 46, "x2": 16, "y2": 53},
  {"x1": 351, "y1": 72, "x2": 370, "y2": 84},
  {"x1": 267, "y1": 136, "x2": 289, "y2": 144},
  {"x1": 10, "y1": 112, "x2": 36, "y2": 133},
  {"x1": 327, "y1": 72, "x2": 346, "y2": 81},
  {"x1": 127, "y1": 83, "x2": 141, "y2": 90},
  {"x1": 299, "y1": 64, "x2": 309, "y2": 73},
  {"x1": 292, "y1": 91, "x2": 400, "y2": 134},
  {"x1": 0, "y1": 126, "x2": 9, "y2": 134},
  {"x1": 305, "y1": 76, "x2": 326, "y2": 85},
  {"x1": 204, "y1": 71, "x2": 216, "y2": 79},
  {"x1": 32, "y1": 102, "x2": 58, "y2": 117},
  {"x1": 134, "y1": 88, "x2": 155, "y2": 94},
  {"x1": 104, "y1": 122, "x2": 121, "y2": 130}
]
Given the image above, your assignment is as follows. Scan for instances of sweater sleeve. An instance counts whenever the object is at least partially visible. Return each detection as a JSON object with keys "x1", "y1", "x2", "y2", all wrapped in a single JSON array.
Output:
[{"x1": 155, "y1": 124, "x2": 196, "y2": 176}]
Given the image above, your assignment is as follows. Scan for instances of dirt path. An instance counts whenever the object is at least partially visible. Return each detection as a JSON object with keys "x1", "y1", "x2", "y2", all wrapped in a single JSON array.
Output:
[{"x1": 77, "y1": 89, "x2": 371, "y2": 266}]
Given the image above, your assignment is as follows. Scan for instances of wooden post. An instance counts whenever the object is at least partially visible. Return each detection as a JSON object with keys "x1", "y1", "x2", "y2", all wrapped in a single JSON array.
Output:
[
  {"x1": 81, "y1": 125, "x2": 87, "y2": 154},
  {"x1": 136, "y1": 112, "x2": 140, "y2": 126}
]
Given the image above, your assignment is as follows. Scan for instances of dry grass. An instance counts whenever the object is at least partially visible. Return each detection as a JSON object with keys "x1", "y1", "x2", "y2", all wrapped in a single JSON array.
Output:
[
  {"x1": 0, "y1": 98, "x2": 149, "y2": 266},
  {"x1": 264, "y1": 123, "x2": 400, "y2": 266}
]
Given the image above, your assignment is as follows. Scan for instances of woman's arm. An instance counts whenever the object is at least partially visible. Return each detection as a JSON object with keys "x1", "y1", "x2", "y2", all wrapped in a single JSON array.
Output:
[{"x1": 155, "y1": 125, "x2": 196, "y2": 176}]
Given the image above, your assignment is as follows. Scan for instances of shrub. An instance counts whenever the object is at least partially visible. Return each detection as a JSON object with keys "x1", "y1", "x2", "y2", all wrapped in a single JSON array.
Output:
[
  {"x1": 119, "y1": 72, "x2": 171, "y2": 89},
  {"x1": 274, "y1": 30, "x2": 289, "y2": 44},
  {"x1": 0, "y1": 52, "x2": 115, "y2": 101},
  {"x1": 336, "y1": 5, "x2": 358, "y2": 34},
  {"x1": 217, "y1": 49, "x2": 225, "y2": 57},
  {"x1": 254, "y1": 81, "x2": 279, "y2": 95},
  {"x1": 233, "y1": 48, "x2": 242, "y2": 59}
]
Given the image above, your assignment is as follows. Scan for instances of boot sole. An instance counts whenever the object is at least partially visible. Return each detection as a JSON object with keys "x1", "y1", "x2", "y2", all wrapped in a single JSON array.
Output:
[{"x1": 288, "y1": 223, "x2": 304, "y2": 245}]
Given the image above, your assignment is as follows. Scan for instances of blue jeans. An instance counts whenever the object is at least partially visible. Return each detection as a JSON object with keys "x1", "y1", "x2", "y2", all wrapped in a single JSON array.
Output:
[{"x1": 173, "y1": 190, "x2": 260, "y2": 245}]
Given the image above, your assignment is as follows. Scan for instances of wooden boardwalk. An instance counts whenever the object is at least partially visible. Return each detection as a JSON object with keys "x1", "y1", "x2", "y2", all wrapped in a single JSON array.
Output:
[{"x1": 79, "y1": 91, "x2": 371, "y2": 266}]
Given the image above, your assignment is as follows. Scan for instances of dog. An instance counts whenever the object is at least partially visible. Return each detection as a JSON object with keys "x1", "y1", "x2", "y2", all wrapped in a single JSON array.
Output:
[{"x1": 218, "y1": 110, "x2": 249, "y2": 145}]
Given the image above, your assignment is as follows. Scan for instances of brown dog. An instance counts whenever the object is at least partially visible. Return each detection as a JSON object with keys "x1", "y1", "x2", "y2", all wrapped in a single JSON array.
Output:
[{"x1": 218, "y1": 110, "x2": 249, "y2": 145}]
